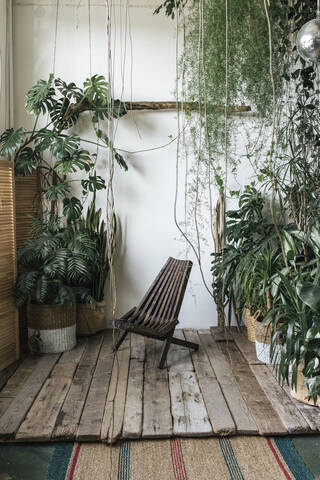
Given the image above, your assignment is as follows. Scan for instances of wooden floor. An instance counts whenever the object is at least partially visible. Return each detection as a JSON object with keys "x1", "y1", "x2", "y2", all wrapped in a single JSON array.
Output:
[{"x1": 0, "y1": 327, "x2": 318, "y2": 443}]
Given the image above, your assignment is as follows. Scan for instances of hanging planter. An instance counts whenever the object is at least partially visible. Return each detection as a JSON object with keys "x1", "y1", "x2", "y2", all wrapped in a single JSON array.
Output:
[
  {"x1": 77, "y1": 301, "x2": 106, "y2": 336},
  {"x1": 27, "y1": 303, "x2": 76, "y2": 354}
]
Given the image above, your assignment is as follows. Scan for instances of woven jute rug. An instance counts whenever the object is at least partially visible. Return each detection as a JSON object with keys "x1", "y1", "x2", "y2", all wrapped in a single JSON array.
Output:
[{"x1": 34, "y1": 436, "x2": 318, "y2": 480}]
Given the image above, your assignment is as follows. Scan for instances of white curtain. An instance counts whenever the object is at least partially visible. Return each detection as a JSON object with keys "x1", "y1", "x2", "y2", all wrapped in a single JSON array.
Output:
[{"x1": 0, "y1": 0, "x2": 14, "y2": 132}]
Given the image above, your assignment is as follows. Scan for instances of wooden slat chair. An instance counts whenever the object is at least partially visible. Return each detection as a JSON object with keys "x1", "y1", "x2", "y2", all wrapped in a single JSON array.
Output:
[{"x1": 113, "y1": 257, "x2": 198, "y2": 368}]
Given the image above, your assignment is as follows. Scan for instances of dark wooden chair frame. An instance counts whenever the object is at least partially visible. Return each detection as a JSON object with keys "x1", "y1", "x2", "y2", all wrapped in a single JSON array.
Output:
[{"x1": 112, "y1": 257, "x2": 199, "y2": 369}]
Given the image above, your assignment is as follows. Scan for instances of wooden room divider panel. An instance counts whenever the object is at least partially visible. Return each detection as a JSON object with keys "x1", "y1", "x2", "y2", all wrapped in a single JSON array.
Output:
[
  {"x1": 0, "y1": 161, "x2": 19, "y2": 371},
  {"x1": 15, "y1": 172, "x2": 41, "y2": 248}
]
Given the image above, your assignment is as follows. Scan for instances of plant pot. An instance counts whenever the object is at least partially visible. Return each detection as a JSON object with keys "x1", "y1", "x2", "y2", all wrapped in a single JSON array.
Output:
[
  {"x1": 77, "y1": 300, "x2": 106, "y2": 336},
  {"x1": 290, "y1": 363, "x2": 320, "y2": 407},
  {"x1": 28, "y1": 303, "x2": 77, "y2": 354},
  {"x1": 244, "y1": 308, "x2": 258, "y2": 342},
  {"x1": 255, "y1": 320, "x2": 281, "y2": 364}
]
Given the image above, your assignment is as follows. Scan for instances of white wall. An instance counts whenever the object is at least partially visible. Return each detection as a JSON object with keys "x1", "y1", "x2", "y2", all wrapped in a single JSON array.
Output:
[{"x1": 12, "y1": 0, "x2": 230, "y2": 327}]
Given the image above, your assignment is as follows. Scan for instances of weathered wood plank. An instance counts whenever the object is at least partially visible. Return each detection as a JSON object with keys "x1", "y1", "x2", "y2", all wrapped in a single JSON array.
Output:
[
  {"x1": 282, "y1": 384, "x2": 320, "y2": 432},
  {"x1": 16, "y1": 341, "x2": 87, "y2": 441},
  {"x1": 101, "y1": 337, "x2": 131, "y2": 443},
  {"x1": 142, "y1": 338, "x2": 172, "y2": 438},
  {"x1": 169, "y1": 370, "x2": 212, "y2": 436},
  {"x1": 130, "y1": 333, "x2": 145, "y2": 362},
  {"x1": 210, "y1": 326, "x2": 234, "y2": 342},
  {"x1": 16, "y1": 377, "x2": 71, "y2": 441},
  {"x1": 230, "y1": 329, "x2": 264, "y2": 366},
  {"x1": 77, "y1": 332, "x2": 114, "y2": 441},
  {"x1": 250, "y1": 364, "x2": 310, "y2": 434},
  {"x1": 219, "y1": 340, "x2": 287, "y2": 435},
  {"x1": 51, "y1": 339, "x2": 87, "y2": 379},
  {"x1": 267, "y1": 366, "x2": 320, "y2": 432},
  {"x1": 0, "y1": 354, "x2": 59, "y2": 438},
  {"x1": 166, "y1": 329, "x2": 194, "y2": 372},
  {"x1": 122, "y1": 359, "x2": 144, "y2": 439},
  {"x1": 198, "y1": 330, "x2": 258, "y2": 434},
  {"x1": 123, "y1": 334, "x2": 145, "y2": 439},
  {"x1": 53, "y1": 335, "x2": 103, "y2": 440},
  {"x1": 184, "y1": 329, "x2": 236, "y2": 435},
  {"x1": 0, "y1": 360, "x2": 20, "y2": 391}
]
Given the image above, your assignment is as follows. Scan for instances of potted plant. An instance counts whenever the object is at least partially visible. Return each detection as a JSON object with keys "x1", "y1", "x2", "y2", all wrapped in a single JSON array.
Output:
[
  {"x1": 75, "y1": 201, "x2": 116, "y2": 335},
  {"x1": 13, "y1": 215, "x2": 97, "y2": 353}
]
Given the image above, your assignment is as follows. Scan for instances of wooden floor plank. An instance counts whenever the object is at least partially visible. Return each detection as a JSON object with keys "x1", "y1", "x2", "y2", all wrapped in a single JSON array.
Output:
[
  {"x1": 16, "y1": 341, "x2": 87, "y2": 441},
  {"x1": 101, "y1": 336, "x2": 131, "y2": 443},
  {"x1": 168, "y1": 330, "x2": 211, "y2": 436},
  {"x1": 77, "y1": 332, "x2": 114, "y2": 441},
  {"x1": 230, "y1": 328, "x2": 264, "y2": 366},
  {"x1": 169, "y1": 370, "x2": 212, "y2": 436},
  {"x1": 282, "y1": 384, "x2": 320, "y2": 432},
  {"x1": 123, "y1": 335, "x2": 145, "y2": 439},
  {"x1": 250, "y1": 364, "x2": 310, "y2": 434},
  {"x1": 16, "y1": 377, "x2": 72, "y2": 441},
  {"x1": 184, "y1": 329, "x2": 236, "y2": 435},
  {"x1": 166, "y1": 330, "x2": 194, "y2": 372},
  {"x1": 0, "y1": 357, "x2": 40, "y2": 418},
  {"x1": 142, "y1": 338, "x2": 172, "y2": 438},
  {"x1": 0, "y1": 360, "x2": 21, "y2": 391},
  {"x1": 0, "y1": 354, "x2": 59, "y2": 439},
  {"x1": 219, "y1": 340, "x2": 287, "y2": 435},
  {"x1": 53, "y1": 335, "x2": 103, "y2": 440},
  {"x1": 199, "y1": 330, "x2": 258, "y2": 434},
  {"x1": 130, "y1": 333, "x2": 145, "y2": 362}
]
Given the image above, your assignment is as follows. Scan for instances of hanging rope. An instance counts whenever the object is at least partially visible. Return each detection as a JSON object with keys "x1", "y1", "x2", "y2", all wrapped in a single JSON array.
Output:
[
  {"x1": 52, "y1": 0, "x2": 60, "y2": 75},
  {"x1": 173, "y1": 2, "x2": 214, "y2": 300}
]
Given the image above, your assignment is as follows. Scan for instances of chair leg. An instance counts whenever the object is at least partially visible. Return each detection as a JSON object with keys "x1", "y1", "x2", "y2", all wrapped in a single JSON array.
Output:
[
  {"x1": 158, "y1": 329, "x2": 175, "y2": 369},
  {"x1": 113, "y1": 331, "x2": 128, "y2": 352}
]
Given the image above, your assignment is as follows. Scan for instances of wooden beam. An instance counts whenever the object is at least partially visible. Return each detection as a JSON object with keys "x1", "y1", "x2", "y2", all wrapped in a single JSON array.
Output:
[{"x1": 122, "y1": 101, "x2": 251, "y2": 114}]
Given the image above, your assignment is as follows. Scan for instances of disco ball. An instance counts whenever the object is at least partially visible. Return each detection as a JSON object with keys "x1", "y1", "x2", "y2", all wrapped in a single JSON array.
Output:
[{"x1": 296, "y1": 17, "x2": 320, "y2": 63}]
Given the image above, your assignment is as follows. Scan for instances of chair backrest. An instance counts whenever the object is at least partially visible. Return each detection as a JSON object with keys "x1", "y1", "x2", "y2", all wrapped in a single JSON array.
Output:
[{"x1": 134, "y1": 257, "x2": 192, "y2": 330}]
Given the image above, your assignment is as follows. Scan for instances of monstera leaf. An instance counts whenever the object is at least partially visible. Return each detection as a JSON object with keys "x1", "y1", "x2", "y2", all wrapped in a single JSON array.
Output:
[
  {"x1": 0, "y1": 128, "x2": 26, "y2": 157},
  {"x1": 25, "y1": 74, "x2": 55, "y2": 115}
]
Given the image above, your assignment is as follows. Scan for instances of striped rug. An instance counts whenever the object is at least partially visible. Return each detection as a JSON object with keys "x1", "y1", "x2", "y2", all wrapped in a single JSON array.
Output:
[{"x1": 44, "y1": 436, "x2": 319, "y2": 480}]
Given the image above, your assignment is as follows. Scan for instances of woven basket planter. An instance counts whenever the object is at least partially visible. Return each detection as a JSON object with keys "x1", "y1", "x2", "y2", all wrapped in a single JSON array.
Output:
[
  {"x1": 255, "y1": 320, "x2": 282, "y2": 364},
  {"x1": 290, "y1": 363, "x2": 320, "y2": 407},
  {"x1": 27, "y1": 303, "x2": 77, "y2": 354},
  {"x1": 77, "y1": 301, "x2": 106, "y2": 336},
  {"x1": 244, "y1": 308, "x2": 258, "y2": 342}
]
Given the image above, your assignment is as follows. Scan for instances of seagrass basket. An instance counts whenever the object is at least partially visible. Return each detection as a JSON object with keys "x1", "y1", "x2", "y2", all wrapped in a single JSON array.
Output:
[
  {"x1": 244, "y1": 308, "x2": 259, "y2": 342},
  {"x1": 290, "y1": 363, "x2": 320, "y2": 407},
  {"x1": 255, "y1": 319, "x2": 282, "y2": 364},
  {"x1": 27, "y1": 303, "x2": 77, "y2": 353},
  {"x1": 77, "y1": 300, "x2": 106, "y2": 336}
]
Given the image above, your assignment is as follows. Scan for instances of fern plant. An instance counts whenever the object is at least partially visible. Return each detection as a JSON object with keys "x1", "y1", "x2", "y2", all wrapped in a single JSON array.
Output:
[{"x1": 14, "y1": 215, "x2": 98, "y2": 307}]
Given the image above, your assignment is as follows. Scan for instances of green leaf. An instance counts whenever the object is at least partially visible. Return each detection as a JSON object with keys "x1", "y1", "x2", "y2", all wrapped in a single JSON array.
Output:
[
  {"x1": 50, "y1": 134, "x2": 80, "y2": 159},
  {"x1": 63, "y1": 197, "x2": 83, "y2": 222},
  {"x1": 297, "y1": 281, "x2": 320, "y2": 312},
  {"x1": 83, "y1": 75, "x2": 109, "y2": 106},
  {"x1": 81, "y1": 175, "x2": 106, "y2": 195},
  {"x1": 15, "y1": 147, "x2": 40, "y2": 175},
  {"x1": 45, "y1": 182, "x2": 71, "y2": 201},
  {"x1": 25, "y1": 74, "x2": 55, "y2": 115},
  {"x1": 0, "y1": 128, "x2": 26, "y2": 157}
]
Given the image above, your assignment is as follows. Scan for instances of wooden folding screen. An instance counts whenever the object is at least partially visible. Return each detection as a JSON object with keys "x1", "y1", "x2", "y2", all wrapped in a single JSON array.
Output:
[
  {"x1": 0, "y1": 161, "x2": 19, "y2": 371},
  {"x1": 15, "y1": 172, "x2": 41, "y2": 248}
]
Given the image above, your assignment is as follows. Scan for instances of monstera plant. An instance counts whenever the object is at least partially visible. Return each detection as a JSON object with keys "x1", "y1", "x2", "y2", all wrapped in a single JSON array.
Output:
[{"x1": 2, "y1": 74, "x2": 127, "y2": 349}]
